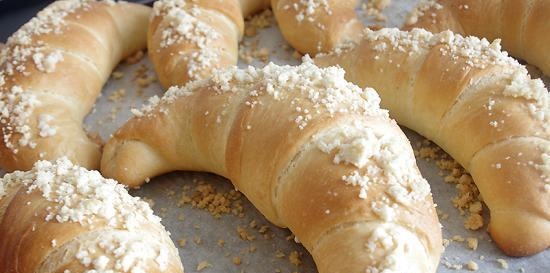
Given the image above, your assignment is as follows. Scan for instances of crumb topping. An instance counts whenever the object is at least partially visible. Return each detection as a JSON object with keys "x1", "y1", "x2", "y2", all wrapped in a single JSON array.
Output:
[
  {"x1": 405, "y1": 0, "x2": 443, "y2": 25},
  {"x1": 0, "y1": 85, "x2": 40, "y2": 152},
  {"x1": 7, "y1": 0, "x2": 88, "y2": 45},
  {"x1": 75, "y1": 235, "x2": 170, "y2": 273},
  {"x1": 536, "y1": 152, "x2": 550, "y2": 191},
  {"x1": 0, "y1": 157, "x2": 161, "y2": 228},
  {"x1": 136, "y1": 57, "x2": 388, "y2": 127},
  {"x1": 283, "y1": 0, "x2": 332, "y2": 23},
  {"x1": 314, "y1": 119, "x2": 430, "y2": 203},
  {"x1": 32, "y1": 50, "x2": 64, "y2": 73},
  {"x1": 357, "y1": 28, "x2": 548, "y2": 129},
  {"x1": 153, "y1": 0, "x2": 223, "y2": 81},
  {"x1": 361, "y1": 28, "x2": 521, "y2": 70},
  {"x1": 37, "y1": 114, "x2": 57, "y2": 137},
  {"x1": 0, "y1": 157, "x2": 174, "y2": 273},
  {"x1": 361, "y1": 0, "x2": 392, "y2": 22},
  {"x1": 364, "y1": 224, "x2": 427, "y2": 273}
]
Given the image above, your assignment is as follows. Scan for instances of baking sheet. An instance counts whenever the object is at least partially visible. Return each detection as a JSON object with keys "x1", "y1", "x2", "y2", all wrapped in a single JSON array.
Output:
[{"x1": 2, "y1": 1, "x2": 549, "y2": 272}]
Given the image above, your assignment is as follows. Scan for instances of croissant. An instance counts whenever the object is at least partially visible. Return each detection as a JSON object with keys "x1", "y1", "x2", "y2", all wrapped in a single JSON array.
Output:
[
  {"x1": 149, "y1": 0, "x2": 270, "y2": 88},
  {"x1": 0, "y1": 0, "x2": 151, "y2": 171},
  {"x1": 271, "y1": 0, "x2": 364, "y2": 55},
  {"x1": 0, "y1": 157, "x2": 183, "y2": 272},
  {"x1": 101, "y1": 60, "x2": 443, "y2": 273},
  {"x1": 404, "y1": 0, "x2": 550, "y2": 76},
  {"x1": 315, "y1": 28, "x2": 550, "y2": 256}
]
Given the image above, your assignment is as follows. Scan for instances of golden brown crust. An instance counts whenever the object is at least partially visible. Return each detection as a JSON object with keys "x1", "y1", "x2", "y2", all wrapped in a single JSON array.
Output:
[
  {"x1": 272, "y1": 0, "x2": 364, "y2": 55},
  {"x1": 0, "y1": 0, "x2": 151, "y2": 171}
]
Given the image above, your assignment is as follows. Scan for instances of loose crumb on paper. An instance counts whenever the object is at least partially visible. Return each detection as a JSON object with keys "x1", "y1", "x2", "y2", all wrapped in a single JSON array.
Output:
[{"x1": 196, "y1": 260, "x2": 212, "y2": 271}]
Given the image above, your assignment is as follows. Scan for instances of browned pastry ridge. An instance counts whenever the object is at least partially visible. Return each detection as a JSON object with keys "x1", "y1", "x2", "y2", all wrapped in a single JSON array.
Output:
[
  {"x1": 271, "y1": 0, "x2": 365, "y2": 55},
  {"x1": 148, "y1": 0, "x2": 270, "y2": 88},
  {"x1": 101, "y1": 61, "x2": 443, "y2": 273},
  {"x1": 0, "y1": 158, "x2": 183, "y2": 272},
  {"x1": 315, "y1": 28, "x2": 550, "y2": 256},
  {"x1": 404, "y1": 0, "x2": 550, "y2": 76},
  {"x1": 0, "y1": 0, "x2": 151, "y2": 171}
]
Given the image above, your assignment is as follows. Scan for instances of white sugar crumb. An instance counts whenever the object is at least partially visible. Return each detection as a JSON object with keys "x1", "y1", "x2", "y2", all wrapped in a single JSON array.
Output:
[
  {"x1": 0, "y1": 157, "x2": 176, "y2": 272},
  {"x1": 536, "y1": 152, "x2": 550, "y2": 190},
  {"x1": 315, "y1": 119, "x2": 430, "y2": 203},
  {"x1": 362, "y1": 28, "x2": 522, "y2": 70},
  {"x1": 405, "y1": 0, "x2": 443, "y2": 25},
  {"x1": 286, "y1": 0, "x2": 332, "y2": 23},
  {"x1": 143, "y1": 57, "x2": 388, "y2": 124},
  {"x1": 356, "y1": 28, "x2": 549, "y2": 127},
  {"x1": 364, "y1": 224, "x2": 427, "y2": 273},
  {"x1": 503, "y1": 70, "x2": 549, "y2": 126},
  {"x1": 0, "y1": 85, "x2": 40, "y2": 152},
  {"x1": 466, "y1": 261, "x2": 478, "y2": 271},
  {"x1": 496, "y1": 258, "x2": 509, "y2": 269},
  {"x1": 132, "y1": 95, "x2": 162, "y2": 117},
  {"x1": 153, "y1": 0, "x2": 222, "y2": 81},
  {"x1": 32, "y1": 50, "x2": 63, "y2": 73},
  {"x1": 37, "y1": 114, "x2": 57, "y2": 137},
  {"x1": 7, "y1": 0, "x2": 87, "y2": 45},
  {"x1": 0, "y1": 157, "x2": 161, "y2": 228},
  {"x1": 75, "y1": 235, "x2": 172, "y2": 273}
]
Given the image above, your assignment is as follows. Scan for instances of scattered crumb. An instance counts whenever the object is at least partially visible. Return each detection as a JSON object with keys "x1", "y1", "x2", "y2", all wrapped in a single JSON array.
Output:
[
  {"x1": 465, "y1": 213, "x2": 484, "y2": 230},
  {"x1": 237, "y1": 226, "x2": 255, "y2": 241},
  {"x1": 125, "y1": 50, "x2": 144, "y2": 64},
  {"x1": 111, "y1": 70, "x2": 124, "y2": 79},
  {"x1": 238, "y1": 9, "x2": 276, "y2": 64},
  {"x1": 466, "y1": 261, "x2": 479, "y2": 271},
  {"x1": 193, "y1": 236, "x2": 202, "y2": 245},
  {"x1": 452, "y1": 235, "x2": 465, "y2": 242},
  {"x1": 178, "y1": 238, "x2": 187, "y2": 247},
  {"x1": 232, "y1": 256, "x2": 242, "y2": 265},
  {"x1": 244, "y1": 9, "x2": 274, "y2": 37},
  {"x1": 289, "y1": 251, "x2": 302, "y2": 267},
  {"x1": 466, "y1": 237, "x2": 478, "y2": 250},
  {"x1": 361, "y1": 0, "x2": 391, "y2": 22},
  {"x1": 275, "y1": 250, "x2": 285, "y2": 258},
  {"x1": 441, "y1": 260, "x2": 463, "y2": 270},
  {"x1": 178, "y1": 182, "x2": 244, "y2": 218},
  {"x1": 496, "y1": 259, "x2": 509, "y2": 269},
  {"x1": 196, "y1": 260, "x2": 212, "y2": 271},
  {"x1": 218, "y1": 239, "x2": 225, "y2": 248},
  {"x1": 177, "y1": 213, "x2": 185, "y2": 221},
  {"x1": 414, "y1": 140, "x2": 484, "y2": 231},
  {"x1": 136, "y1": 75, "x2": 156, "y2": 87},
  {"x1": 108, "y1": 88, "x2": 126, "y2": 102}
]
